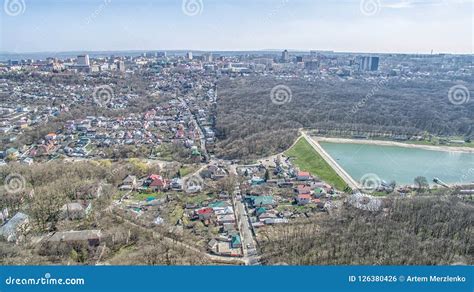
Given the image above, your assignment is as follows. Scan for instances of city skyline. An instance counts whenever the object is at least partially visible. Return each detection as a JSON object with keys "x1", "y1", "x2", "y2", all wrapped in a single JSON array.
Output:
[{"x1": 0, "y1": 0, "x2": 472, "y2": 54}]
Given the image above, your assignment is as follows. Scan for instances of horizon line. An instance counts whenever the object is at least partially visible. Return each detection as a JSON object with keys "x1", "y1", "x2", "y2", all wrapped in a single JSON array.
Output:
[{"x1": 1, "y1": 49, "x2": 473, "y2": 57}]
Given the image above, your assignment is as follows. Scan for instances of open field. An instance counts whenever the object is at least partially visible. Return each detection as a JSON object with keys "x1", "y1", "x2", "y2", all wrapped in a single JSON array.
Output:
[{"x1": 285, "y1": 137, "x2": 348, "y2": 191}]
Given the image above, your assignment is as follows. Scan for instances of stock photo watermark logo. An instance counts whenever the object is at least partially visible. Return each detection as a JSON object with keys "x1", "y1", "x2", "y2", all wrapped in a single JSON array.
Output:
[
  {"x1": 351, "y1": 79, "x2": 388, "y2": 114},
  {"x1": 359, "y1": 173, "x2": 382, "y2": 193},
  {"x1": 448, "y1": 85, "x2": 470, "y2": 105},
  {"x1": 360, "y1": 0, "x2": 381, "y2": 16},
  {"x1": 5, "y1": 272, "x2": 85, "y2": 286},
  {"x1": 182, "y1": 0, "x2": 203, "y2": 16},
  {"x1": 264, "y1": 0, "x2": 289, "y2": 23},
  {"x1": 270, "y1": 85, "x2": 292, "y2": 105},
  {"x1": 4, "y1": 173, "x2": 26, "y2": 194},
  {"x1": 458, "y1": 168, "x2": 474, "y2": 185},
  {"x1": 93, "y1": 85, "x2": 114, "y2": 107},
  {"x1": 84, "y1": 0, "x2": 112, "y2": 26},
  {"x1": 3, "y1": 0, "x2": 26, "y2": 16},
  {"x1": 184, "y1": 175, "x2": 203, "y2": 193}
]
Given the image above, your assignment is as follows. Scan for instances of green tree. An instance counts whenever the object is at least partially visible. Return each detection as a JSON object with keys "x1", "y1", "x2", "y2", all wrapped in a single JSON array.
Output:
[
  {"x1": 414, "y1": 176, "x2": 429, "y2": 193},
  {"x1": 264, "y1": 169, "x2": 270, "y2": 182}
]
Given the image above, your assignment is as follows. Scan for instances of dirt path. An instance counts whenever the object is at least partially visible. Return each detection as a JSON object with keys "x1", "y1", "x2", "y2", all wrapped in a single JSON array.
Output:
[{"x1": 109, "y1": 211, "x2": 245, "y2": 265}]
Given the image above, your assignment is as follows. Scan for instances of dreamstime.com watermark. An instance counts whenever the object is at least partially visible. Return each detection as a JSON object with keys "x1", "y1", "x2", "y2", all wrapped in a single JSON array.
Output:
[
  {"x1": 360, "y1": 173, "x2": 382, "y2": 193},
  {"x1": 3, "y1": 173, "x2": 26, "y2": 194},
  {"x1": 270, "y1": 85, "x2": 292, "y2": 105},
  {"x1": 448, "y1": 84, "x2": 470, "y2": 105},
  {"x1": 360, "y1": 0, "x2": 381, "y2": 16},
  {"x1": 350, "y1": 78, "x2": 388, "y2": 115},
  {"x1": 264, "y1": 0, "x2": 289, "y2": 22},
  {"x1": 93, "y1": 85, "x2": 115, "y2": 107},
  {"x1": 458, "y1": 168, "x2": 474, "y2": 185},
  {"x1": 182, "y1": 0, "x2": 204, "y2": 16},
  {"x1": 3, "y1": 0, "x2": 26, "y2": 16},
  {"x1": 5, "y1": 273, "x2": 85, "y2": 286},
  {"x1": 83, "y1": 0, "x2": 112, "y2": 26}
]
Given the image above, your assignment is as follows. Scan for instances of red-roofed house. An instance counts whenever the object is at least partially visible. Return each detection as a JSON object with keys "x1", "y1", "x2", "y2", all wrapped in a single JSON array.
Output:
[
  {"x1": 196, "y1": 207, "x2": 213, "y2": 220},
  {"x1": 296, "y1": 194, "x2": 311, "y2": 205},
  {"x1": 145, "y1": 174, "x2": 168, "y2": 191},
  {"x1": 45, "y1": 133, "x2": 57, "y2": 141},
  {"x1": 296, "y1": 171, "x2": 311, "y2": 181},
  {"x1": 296, "y1": 185, "x2": 311, "y2": 195}
]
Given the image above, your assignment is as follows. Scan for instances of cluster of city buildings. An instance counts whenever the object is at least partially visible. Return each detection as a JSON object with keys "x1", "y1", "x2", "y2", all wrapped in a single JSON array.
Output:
[{"x1": 2, "y1": 50, "x2": 472, "y2": 167}]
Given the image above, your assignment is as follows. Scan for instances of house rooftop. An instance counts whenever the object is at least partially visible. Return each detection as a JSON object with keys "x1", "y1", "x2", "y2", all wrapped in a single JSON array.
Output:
[
  {"x1": 298, "y1": 171, "x2": 310, "y2": 176},
  {"x1": 248, "y1": 195, "x2": 274, "y2": 206},
  {"x1": 0, "y1": 212, "x2": 29, "y2": 242},
  {"x1": 47, "y1": 230, "x2": 101, "y2": 242}
]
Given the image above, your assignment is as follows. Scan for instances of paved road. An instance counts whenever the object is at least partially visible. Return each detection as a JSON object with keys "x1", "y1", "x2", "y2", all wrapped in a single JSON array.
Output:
[
  {"x1": 230, "y1": 165, "x2": 260, "y2": 265},
  {"x1": 177, "y1": 96, "x2": 208, "y2": 160},
  {"x1": 235, "y1": 199, "x2": 260, "y2": 265},
  {"x1": 301, "y1": 131, "x2": 360, "y2": 190}
]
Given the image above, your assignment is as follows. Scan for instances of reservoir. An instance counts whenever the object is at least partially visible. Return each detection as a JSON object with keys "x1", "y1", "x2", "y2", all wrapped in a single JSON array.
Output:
[{"x1": 319, "y1": 142, "x2": 474, "y2": 186}]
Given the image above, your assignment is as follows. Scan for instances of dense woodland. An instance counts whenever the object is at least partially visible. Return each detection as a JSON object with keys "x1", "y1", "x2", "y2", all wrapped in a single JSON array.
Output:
[
  {"x1": 260, "y1": 194, "x2": 473, "y2": 265},
  {"x1": 214, "y1": 77, "x2": 473, "y2": 159}
]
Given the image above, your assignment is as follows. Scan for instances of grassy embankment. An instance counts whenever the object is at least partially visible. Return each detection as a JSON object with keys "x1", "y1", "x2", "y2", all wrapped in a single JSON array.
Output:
[{"x1": 285, "y1": 138, "x2": 348, "y2": 191}]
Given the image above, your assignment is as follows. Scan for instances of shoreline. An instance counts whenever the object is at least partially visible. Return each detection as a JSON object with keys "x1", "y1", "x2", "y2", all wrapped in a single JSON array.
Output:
[
  {"x1": 301, "y1": 133, "x2": 360, "y2": 190},
  {"x1": 304, "y1": 134, "x2": 473, "y2": 189},
  {"x1": 312, "y1": 136, "x2": 474, "y2": 154}
]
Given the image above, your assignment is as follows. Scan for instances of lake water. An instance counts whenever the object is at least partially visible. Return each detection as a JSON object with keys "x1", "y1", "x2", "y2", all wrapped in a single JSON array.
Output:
[{"x1": 319, "y1": 142, "x2": 474, "y2": 186}]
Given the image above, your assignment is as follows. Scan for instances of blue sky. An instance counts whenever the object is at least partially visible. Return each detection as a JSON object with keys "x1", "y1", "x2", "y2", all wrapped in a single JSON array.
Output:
[{"x1": 0, "y1": 0, "x2": 472, "y2": 53}]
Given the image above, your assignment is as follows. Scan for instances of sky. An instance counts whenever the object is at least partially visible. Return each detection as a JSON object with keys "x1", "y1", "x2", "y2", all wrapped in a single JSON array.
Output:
[{"x1": 0, "y1": 0, "x2": 473, "y2": 54}]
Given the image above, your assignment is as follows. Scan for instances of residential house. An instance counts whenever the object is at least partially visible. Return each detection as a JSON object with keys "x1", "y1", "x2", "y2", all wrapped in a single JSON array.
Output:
[
  {"x1": 207, "y1": 238, "x2": 218, "y2": 253},
  {"x1": 255, "y1": 207, "x2": 267, "y2": 217},
  {"x1": 231, "y1": 235, "x2": 241, "y2": 249},
  {"x1": 296, "y1": 185, "x2": 311, "y2": 195},
  {"x1": 313, "y1": 187, "x2": 325, "y2": 198},
  {"x1": 296, "y1": 171, "x2": 311, "y2": 181},
  {"x1": 21, "y1": 157, "x2": 33, "y2": 165},
  {"x1": 209, "y1": 201, "x2": 231, "y2": 210},
  {"x1": 170, "y1": 178, "x2": 183, "y2": 190},
  {"x1": 217, "y1": 214, "x2": 236, "y2": 225},
  {"x1": 218, "y1": 192, "x2": 230, "y2": 199},
  {"x1": 250, "y1": 176, "x2": 265, "y2": 185},
  {"x1": 264, "y1": 218, "x2": 289, "y2": 225},
  {"x1": 207, "y1": 164, "x2": 228, "y2": 180},
  {"x1": 214, "y1": 206, "x2": 234, "y2": 216},
  {"x1": 221, "y1": 223, "x2": 236, "y2": 233},
  {"x1": 296, "y1": 194, "x2": 311, "y2": 205},
  {"x1": 119, "y1": 175, "x2": 137, "y2": 190},
  {"x1": 45, "y1": 132, "x2": 57, "y2": 141},
  {"x1": 252, "y1": 221, "x2": 265, "y2": 228},
  {"x1": 258, "y1": 211, "x2": 278, "y2": 222},
  {"x1": 195, "y1": 207, "x2": 213, "y2": 220},
  {"x1": 61, "y1": 202, "x2": 86, "y2": 220},
  {"x1": 0, "y1": 212, "x2": 29, "y2": 243},
  {"x1": 143, "y1": 174, "x2": 168, "y2": 191},
  {"x1": 46, "y1": 230, "x2": 102, "y2": 247},
  {"x1": 277, "y1": 180, "x2": 294, "y2": 188},
  {"x1": 247, "y1": 196, "x2": 275, "y2": 208}
]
